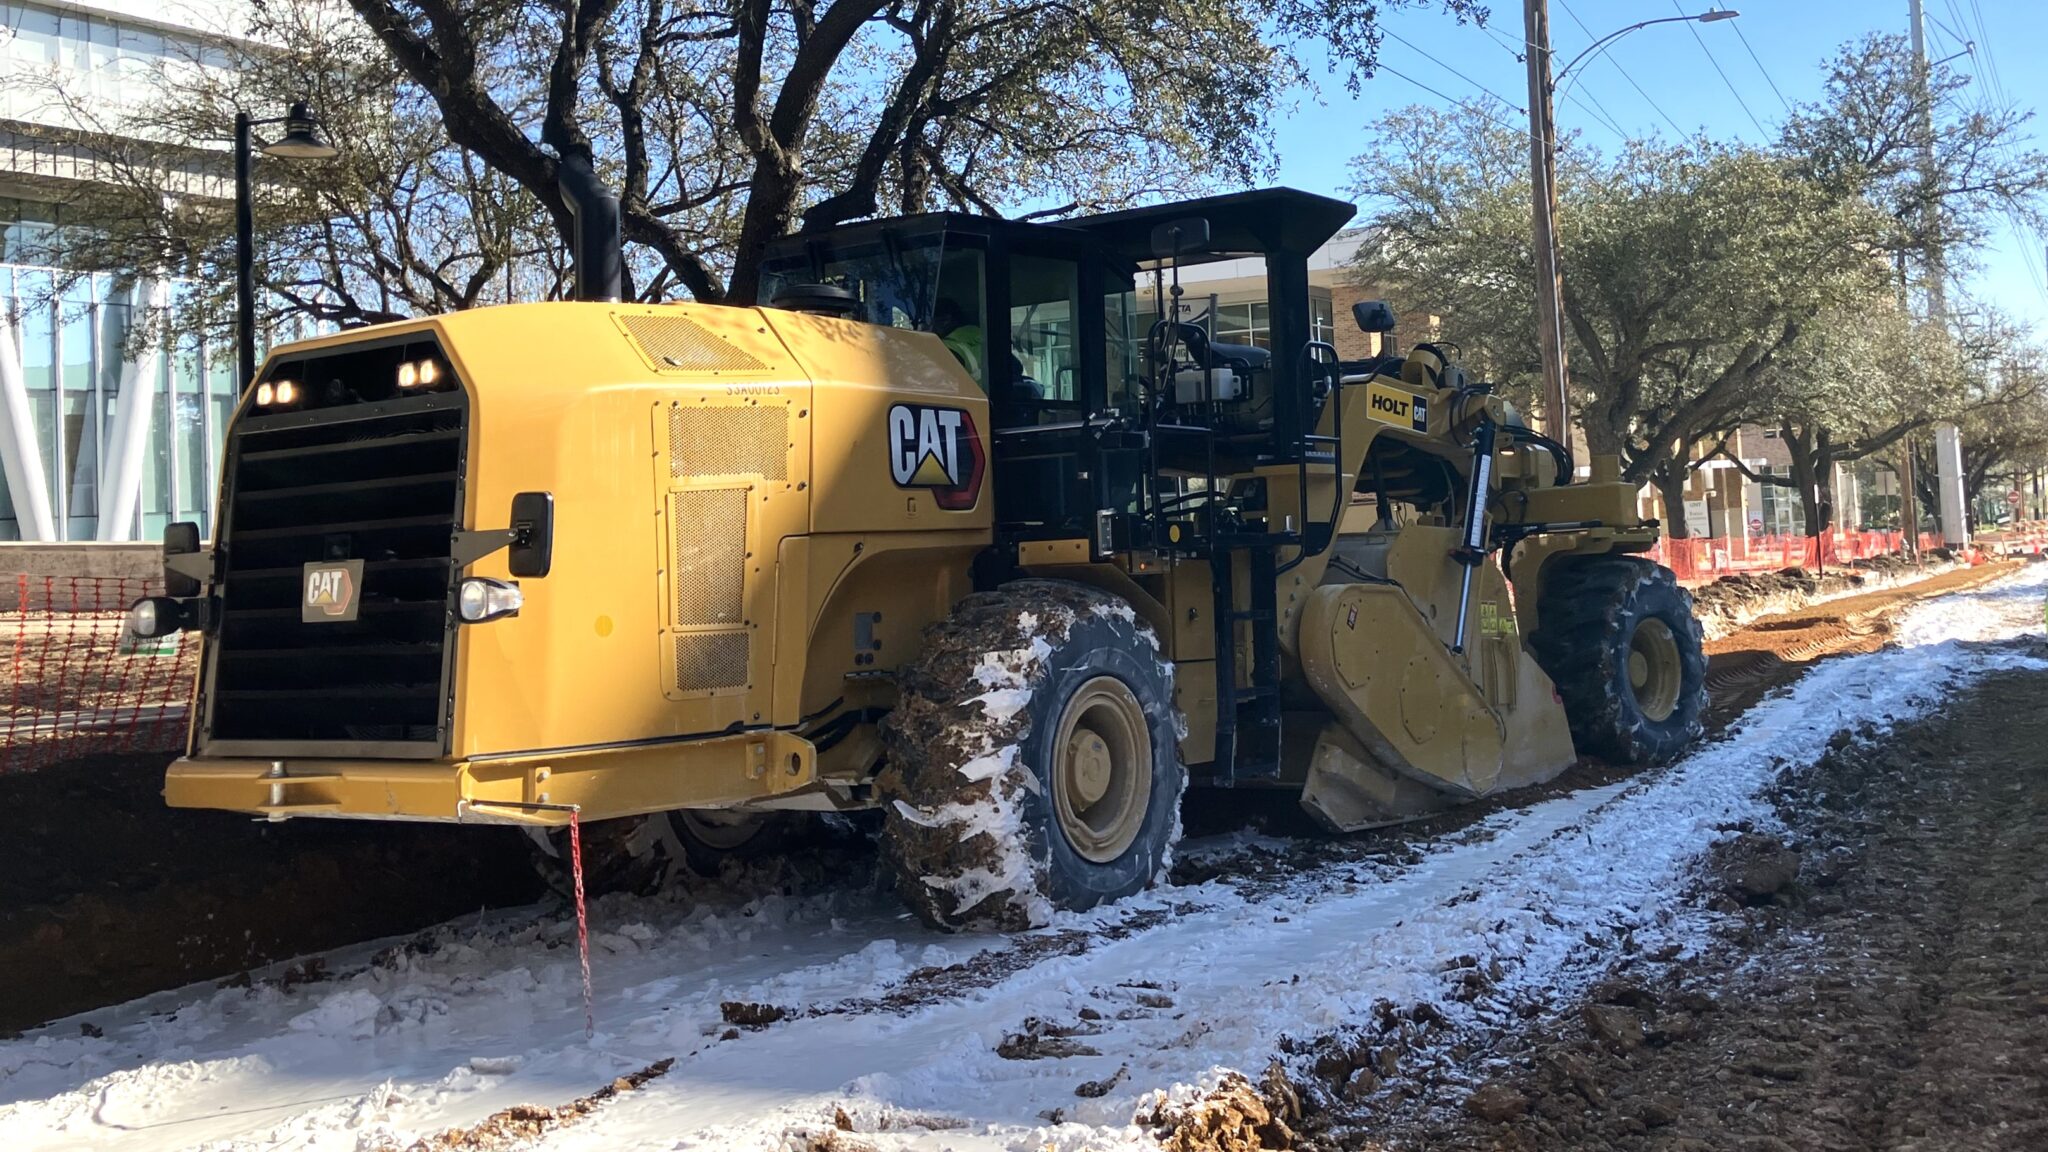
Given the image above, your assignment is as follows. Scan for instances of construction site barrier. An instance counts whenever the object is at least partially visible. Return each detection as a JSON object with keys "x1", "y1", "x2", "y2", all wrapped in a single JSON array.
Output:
[
  {"x1": 2, "y1": 575, "x2": 195, "y2": 772},
  {"x1": 1974, "y1": 521, "x2": 2048, "y2": 556},
  {"x1": 1647, "y1": 531, "x2": 1945, "y2": 585}
]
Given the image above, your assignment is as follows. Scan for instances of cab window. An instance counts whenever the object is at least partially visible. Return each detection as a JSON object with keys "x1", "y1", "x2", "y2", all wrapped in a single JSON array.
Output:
[{"x1": 1001, "y1": 254, "x2": 1079, "y2": 427}]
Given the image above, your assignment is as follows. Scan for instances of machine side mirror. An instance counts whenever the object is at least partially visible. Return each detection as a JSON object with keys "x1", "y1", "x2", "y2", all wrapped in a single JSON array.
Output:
[
  {"x1": 163, "y1": 520, "x2": 203, "y2": 598},
  {"x1": 1352, "y1": 300, "x2": 1397, "y2": 334},
  {"x1": 508, "y1": 491, "x2": 555, "y2": 578},
  {"x1": 1148, "y1": 217, "x2": 1211, "y2": 258}
]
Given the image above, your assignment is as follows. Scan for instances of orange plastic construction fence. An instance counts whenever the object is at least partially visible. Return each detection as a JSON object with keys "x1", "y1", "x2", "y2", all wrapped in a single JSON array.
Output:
[
  {"x1": 1643, "y1": 530, "x2": 1947, "y2": 586},
  {"x1": 2, "y1": 574, "x2": 196, "y2": 772}
]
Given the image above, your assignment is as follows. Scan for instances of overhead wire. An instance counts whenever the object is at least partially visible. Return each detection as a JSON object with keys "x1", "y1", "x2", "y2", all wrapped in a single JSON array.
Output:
[
  {"x1": 1729, "y1": 20, "x2": 1792, "y2": 115},
  {"x1": 1552, "y1": 0, "x2": 1688, "y2": 138},
  {"x1": 1953, "y1": 3, "x2": 2048, "y2": 308},
  {"x1": 1919, "y1": 3, "x2": 2048, "y2": 311},
  {"x1": 1664, "y1": 0, "x2": 1767, "y2": 135},
  {"x1": 1379, "y1": 27, "x2": 1528, "y2": 115},
  {"x1": 1367, "y1": 23, "x2": 1623, "y2": 149},
  {"x1": 1468, "y1": 14, "x2": 1631, "y2": 142},
  {"x1": 1367, "y1": 60, "x2": 1541, "y2": 146}
]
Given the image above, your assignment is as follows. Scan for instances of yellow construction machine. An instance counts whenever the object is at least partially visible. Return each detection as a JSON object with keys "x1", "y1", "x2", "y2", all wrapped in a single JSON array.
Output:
[{"x1": 135, "y1": 182, "x2": 1705, "y2": 929}]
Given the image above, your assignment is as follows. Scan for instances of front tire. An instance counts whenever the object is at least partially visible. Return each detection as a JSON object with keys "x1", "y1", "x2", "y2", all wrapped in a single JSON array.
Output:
[
  {"x1": 1531, "y1": 556, "x2": 1706, "y2": 765},
  {"x1": 878, "y1": 580, "x2": 1185, "y2": 931}
]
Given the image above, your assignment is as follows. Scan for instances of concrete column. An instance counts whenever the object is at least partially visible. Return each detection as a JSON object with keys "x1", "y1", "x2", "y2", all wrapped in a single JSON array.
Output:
[
  {"x1": 1934, "y1": 422, "x2": 1968, "y2": 546},
  {"x1": 96, "y1": 278, "x2": 167, "y2": 541},
  {"x1": 0, "y1": 319, "x2": 55, "y2": 540}
]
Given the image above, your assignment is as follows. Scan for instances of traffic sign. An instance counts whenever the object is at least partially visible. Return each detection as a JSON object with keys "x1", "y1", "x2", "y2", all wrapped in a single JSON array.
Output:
[{"x1": 2008, "y1": 489, "x2": 2023, "y2": 506}]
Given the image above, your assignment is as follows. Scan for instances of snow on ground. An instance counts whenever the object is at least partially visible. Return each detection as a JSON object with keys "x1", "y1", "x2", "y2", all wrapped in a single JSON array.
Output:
[{"x1": 4, "y1": 565, "x2": 2044, "y2": 1152}]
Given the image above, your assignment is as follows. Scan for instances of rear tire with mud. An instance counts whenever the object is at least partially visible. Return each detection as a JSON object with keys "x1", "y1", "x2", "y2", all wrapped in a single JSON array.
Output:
[
  {"x1": 530, "y1": 809, "x2": 790, "y2": 897},
  {"x1": 1532, "y1": 556, "x2": 1706, "y2": 766},
  {"x1": 878, "y1": 580, "x2": 1185, "y2": 931}
]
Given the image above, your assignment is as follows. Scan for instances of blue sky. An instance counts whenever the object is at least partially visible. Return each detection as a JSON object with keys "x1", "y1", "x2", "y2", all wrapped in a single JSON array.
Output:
[{"x1": 1269, "y1": 0, "x2": 2048, "y2": 332}]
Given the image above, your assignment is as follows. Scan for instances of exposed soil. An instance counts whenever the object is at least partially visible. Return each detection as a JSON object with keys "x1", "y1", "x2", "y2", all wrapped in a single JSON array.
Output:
[
  {"x1": 1701, "y1": 560, "x2": 2016, "y2": 724},
  {"x1": 0, "y1": 752, "x2": 540, "y2": 1034},
  {"x1": 1306, "y1": 657, "x2": 2048, "y2": 1152},
  {"x1": 1687, "y1": 552, "x2": 1934, "y2": 640},
  {"x1": 384, "y1": 1057, "x2": 674, "y2": 1151}
]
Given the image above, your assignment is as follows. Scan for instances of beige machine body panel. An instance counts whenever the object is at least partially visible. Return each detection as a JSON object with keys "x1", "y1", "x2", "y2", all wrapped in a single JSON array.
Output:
[{"x1": 1293, "y1": 524, "x2": 1578, "y2": 830}]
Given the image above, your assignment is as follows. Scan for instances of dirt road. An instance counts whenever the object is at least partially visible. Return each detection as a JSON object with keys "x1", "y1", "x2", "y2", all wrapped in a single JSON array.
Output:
[
  {"x1": 1702, "y1": 560, "x2": 2017, "y2": 723},
  {"x1": 1327, "y1": 659, "x2": 2048, "y2": 1152}
]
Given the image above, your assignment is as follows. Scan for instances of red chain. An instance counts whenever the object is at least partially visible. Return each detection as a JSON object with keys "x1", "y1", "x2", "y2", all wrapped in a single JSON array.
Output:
[{"x1": 569, "y1": 807, "x2": 593, "y2": 1038}]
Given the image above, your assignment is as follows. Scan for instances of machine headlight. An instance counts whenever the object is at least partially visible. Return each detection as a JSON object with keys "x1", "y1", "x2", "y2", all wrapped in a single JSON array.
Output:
[
  {"x1": 254, "y1": 381, "x2": 299, "y2": 408},
  {"x1": 127, "y1": 596, "x2": 185, "y2": 638},
  {"x1": 397, "y1": 358, "x2": 441, "y2": 389},
  {"x1": 457, "y1": 577, "x2": 522, "y2": 623}
]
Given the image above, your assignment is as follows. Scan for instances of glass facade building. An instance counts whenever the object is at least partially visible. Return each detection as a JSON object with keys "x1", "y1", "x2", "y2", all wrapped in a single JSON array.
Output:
[
  {"x1": 0, "y1": 0, "x2": 246, "y2": 542},
  {"x1": 0, "y1": 258, "x2": 238, "y2": 541}
]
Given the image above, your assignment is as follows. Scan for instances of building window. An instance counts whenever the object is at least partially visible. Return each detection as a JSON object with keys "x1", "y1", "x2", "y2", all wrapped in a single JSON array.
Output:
[
  {"x1": 1753, "y1": 467, "x2": 1805, "y2": 535},
  {"x1": 173, "y1": 337, "x2": 208, "y2": 530},
  {"x1": 142, "y1": 350, "x2": 172, "y2": 540},
  {"x1": 1198, "y1": 291, "x2": 1335, "y2": 348}
]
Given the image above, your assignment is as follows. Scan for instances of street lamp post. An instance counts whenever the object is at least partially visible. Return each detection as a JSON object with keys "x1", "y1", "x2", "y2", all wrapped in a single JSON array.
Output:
[
  {"x1": 1523, "y1": 5, "x2": 1738, "y2": 439},
  {"x1": 234, "y1": 101, "x2": 338, "y2": 391}
]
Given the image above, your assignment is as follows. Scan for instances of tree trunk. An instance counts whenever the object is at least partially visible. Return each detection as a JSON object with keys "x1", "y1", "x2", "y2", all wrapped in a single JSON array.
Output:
[
  {"x1": 1778, "y1": 422, "x2": 1831, "y2": 537},
  {"x1": 1652, "y1": 461, "x2": 1692, "y2": 538}
]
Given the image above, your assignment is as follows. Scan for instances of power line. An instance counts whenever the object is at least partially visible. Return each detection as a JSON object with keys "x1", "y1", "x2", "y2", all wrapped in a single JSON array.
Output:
[
  {"x1": 1665, "y1": 0, "x2": 1767, "y2": 135},
  {"x1": 1368, "y1": 60, "x2": 1541, "y2": 146},
  {"x1": 1954, "y1": 3, "x2": 2048, "y2": 308},
  {"x1": 1553, "y1": 0, "x2": 1688, "y2": 138},
  {"x1": 1463, "y1": 17, "x2": 1630, "y2": 143},
  {"x1": 1729, "y1": 20, "x2": 1792, "y2": 115},
  {"x1": 1928, "y1": 6, "x2": 1970, "y2": 49},
  {"x1": 1559, "y1": 85, "x2": 1630, "y2": 142},
  {"x1": 1379, "y1": 27, "x2": 1527, "y2": 114}
]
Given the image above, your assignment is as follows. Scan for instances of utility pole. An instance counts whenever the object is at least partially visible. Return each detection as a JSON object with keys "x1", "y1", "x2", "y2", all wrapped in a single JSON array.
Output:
[
  {"x1": 1524, "y1": 0, "x2": 1570, "y2": 438},
  {"x1": 1900, "y1": 436, "x2": 1920, "y2": 558},
  {"x1": 1909, "y1": 0, "x2": 1972, "y2": 548}
]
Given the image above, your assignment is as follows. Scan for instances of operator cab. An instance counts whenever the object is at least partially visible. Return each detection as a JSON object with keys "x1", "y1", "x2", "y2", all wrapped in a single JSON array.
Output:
[{"x1": 757, "y1": 187, "x2": 1358, "y2": 551}]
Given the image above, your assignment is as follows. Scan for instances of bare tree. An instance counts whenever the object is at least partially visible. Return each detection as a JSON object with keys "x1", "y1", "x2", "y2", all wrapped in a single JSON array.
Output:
[{"x1": 6, "y1": 3, "x2": 566, "y2": 347}]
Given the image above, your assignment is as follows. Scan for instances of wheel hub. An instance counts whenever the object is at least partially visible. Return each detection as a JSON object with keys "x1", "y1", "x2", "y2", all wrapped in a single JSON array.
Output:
[
  {"x1": 1628, "y1": 617, "x2": 1683, "y2": 723},
  {"x1": 1067, "y1": 731, "x2": 1114, "y2": 806},
  {"x1": 1051, "y1": 676, "x2": 1153, "y2": 864}
]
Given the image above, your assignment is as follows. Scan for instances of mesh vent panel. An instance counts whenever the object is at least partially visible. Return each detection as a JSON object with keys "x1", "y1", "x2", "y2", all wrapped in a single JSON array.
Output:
[
  {"x1": 668, "y1": 406, "x2": 788, "y2": 480},
  {"x1": 674, "y1": 631, "x2": 750, "y2": 692},
  {"x1": 621, "y1": 315, "x2": 768, "y2": 374},
  {"x1": 671, "y1": 488, "x2": 747, "y2": 626}
]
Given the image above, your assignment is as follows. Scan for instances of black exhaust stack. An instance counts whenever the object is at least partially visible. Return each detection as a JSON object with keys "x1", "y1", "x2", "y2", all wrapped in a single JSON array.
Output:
[{"x1": 557, "y1": 153, "x2": 623, "y2": 302}]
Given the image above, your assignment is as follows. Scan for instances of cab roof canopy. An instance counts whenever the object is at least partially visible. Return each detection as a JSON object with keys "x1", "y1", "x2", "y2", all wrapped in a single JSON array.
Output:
[
  {"x1": 760, "y1": 187, "x2": 1356, "y2": 270},
  {"x1": 1064, "y1": 187, "x2": 1358, "y2": 265}
]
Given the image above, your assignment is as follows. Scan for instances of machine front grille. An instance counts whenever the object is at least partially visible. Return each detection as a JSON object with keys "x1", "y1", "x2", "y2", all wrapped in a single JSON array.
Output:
[
  {"x1": 668, "y1": 405, "x2": 789, "y2": 480},
  {"x1": 203, "y1": 387, "x2": 467, "y2": 754},
  {"x1": 620, "y1": 314, "x2": 769, "y2": 375}
]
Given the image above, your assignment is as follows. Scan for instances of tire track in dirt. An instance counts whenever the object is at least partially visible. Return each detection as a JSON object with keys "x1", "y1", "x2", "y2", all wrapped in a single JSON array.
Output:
[{"x1": 1702, "y1": 560, "x2": 2019, "y2": 725}]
